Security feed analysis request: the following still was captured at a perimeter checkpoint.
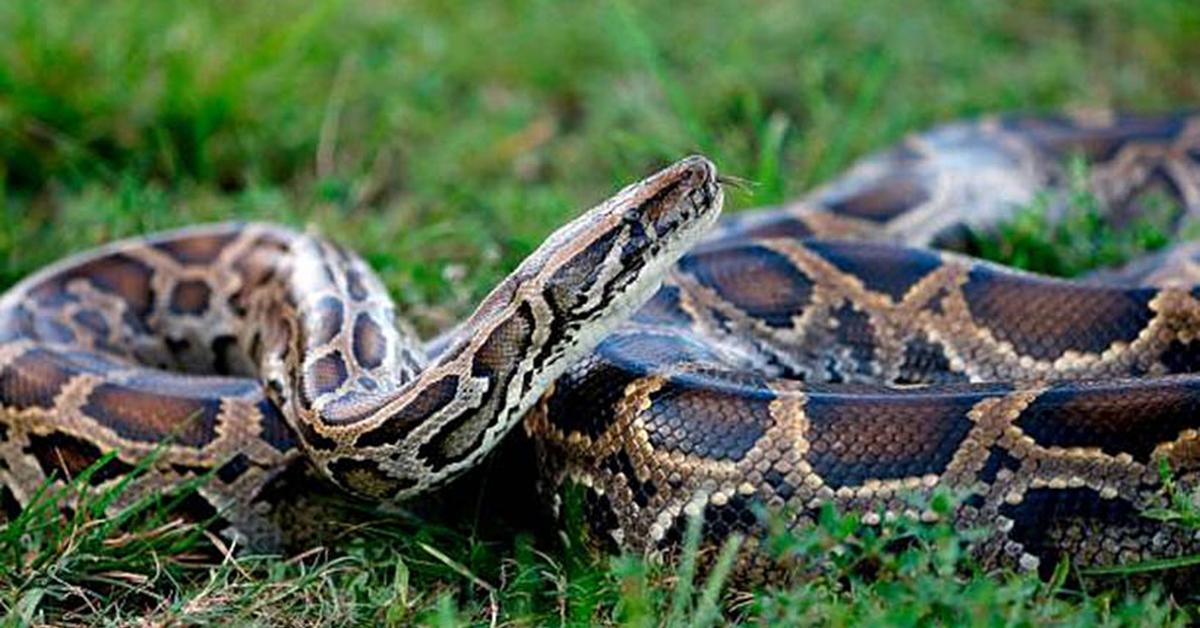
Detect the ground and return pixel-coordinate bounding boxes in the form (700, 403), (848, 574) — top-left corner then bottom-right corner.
(2, 0), (1200, 625)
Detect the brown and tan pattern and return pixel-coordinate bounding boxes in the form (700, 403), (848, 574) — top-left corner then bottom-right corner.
(2, 112), (1200, 580)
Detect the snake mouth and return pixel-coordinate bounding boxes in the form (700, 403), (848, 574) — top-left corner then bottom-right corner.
(631, 155), (724, 257)
(602, 156), (724, 297)
(552, 156), (724, 318)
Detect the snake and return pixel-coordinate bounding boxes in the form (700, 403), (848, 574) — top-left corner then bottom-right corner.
(2, 111), (1200, 583)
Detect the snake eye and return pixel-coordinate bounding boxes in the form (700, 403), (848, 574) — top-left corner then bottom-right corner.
(508, 155), (723, 330)
(628, 155), (720, 245)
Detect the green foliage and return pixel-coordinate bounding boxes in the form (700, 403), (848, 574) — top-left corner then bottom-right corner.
(2, 0), (1200, 624)
(6, 466), (1198, 625)
(4, 0), (1199, 326)
(975, 157), (1175, 276)
(0, 452), (208, 623)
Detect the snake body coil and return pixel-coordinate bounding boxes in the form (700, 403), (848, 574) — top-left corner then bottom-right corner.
(2, 112), (1200, 579)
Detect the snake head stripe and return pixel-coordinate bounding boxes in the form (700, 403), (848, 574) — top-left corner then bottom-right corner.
(522, 154), (724, 340)
(305, 156), (724, 499)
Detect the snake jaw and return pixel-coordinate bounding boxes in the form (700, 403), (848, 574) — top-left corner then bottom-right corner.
(536, 155), (723, 341)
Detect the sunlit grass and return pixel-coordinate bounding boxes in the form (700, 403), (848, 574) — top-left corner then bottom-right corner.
(4, 455), (1197, 624)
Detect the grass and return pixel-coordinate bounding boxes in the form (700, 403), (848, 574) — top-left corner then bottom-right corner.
(2, 0), (1200, 624)
(973, 156), (1178, 277)
(5, 457), (1198, 625)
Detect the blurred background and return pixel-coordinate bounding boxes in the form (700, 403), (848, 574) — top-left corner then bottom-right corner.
(2, 0), (1198, 333)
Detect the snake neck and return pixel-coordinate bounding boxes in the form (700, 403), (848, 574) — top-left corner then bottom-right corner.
(262, 157), (724, 500)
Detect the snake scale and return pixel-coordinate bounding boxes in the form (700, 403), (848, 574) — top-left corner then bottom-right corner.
(3, 111), (1200, 582)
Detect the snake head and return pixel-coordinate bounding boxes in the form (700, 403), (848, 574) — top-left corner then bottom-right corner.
(394, 156), (723, 495)
(466, 155), (724, 330)
(530, 155), (723, 325)
(439, 156), (722, 433)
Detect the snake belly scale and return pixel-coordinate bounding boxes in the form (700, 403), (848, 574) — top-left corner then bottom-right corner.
(2, 111), (1200, 580)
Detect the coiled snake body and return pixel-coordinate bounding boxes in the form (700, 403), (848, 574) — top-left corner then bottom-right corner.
(3, 112), (1200, 580)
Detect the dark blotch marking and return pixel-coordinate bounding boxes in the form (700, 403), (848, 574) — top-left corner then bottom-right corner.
(581, 486), (621, 553)
(211, 335), (241, 376)
(310, 296), (344, 346)
(545, 357), (643, 441)
(764, 468), (796, 501)
(645, 178), (692, 239)
(153, 230), (239, 265)
(168, 280), (212, 315)
(26, 286), (79, 310)
(256, 398), (299, 453)
(295, 417), (339, 451)
(72, 309), (110, 340)
(929, 223), (977, 252)
(660, 493), (765, 550)
(1000, 486), (1140, 577)
(34, 318), (75, 344)
(830, 303), (875, 376)
(896, 336), (965, 384)
(307, 351), (349, 397)
(81, 379), (223, 448)
(318, 261), (339, 290)
(0, 349), (75, 410)
(170, 462), (215, 477)
(545, 228), (620, 316)
(227, 233), (289, 316)
(418, 303), (536, 468)
(0, 306), (36, 343)
(1161, 339), (1200, 374)
(978, 444), (1022, 484)
(0, 486), (22, 519)
(818, 171), (931, 223)
(356, 375), (460, 448)
(249, 331), (264, 362)
(702, 494), (764, 539)
(169, 491), (224, 526)
(962, 265), (1155, 361)
(727, 214), (814, 241)
(643, 371), (774, 461)
(804, 384), (1009, 488)
(602, 450), (657, 507)
(926, 285), (952, 317)
(345, 269), (369, 301)
(679, 243), (813, 328)
(216, 453), (252, 484)
(64, 253), (156, 320)
(26, 432), (135, 485)
(471, 301), (536, 383)
(1006, 113), (1185, 163)
(1015, 380), (1200, 462)
(806, 241), (941, 301)
(352, 313), (387, 370)
(165, 337), (191, 363)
